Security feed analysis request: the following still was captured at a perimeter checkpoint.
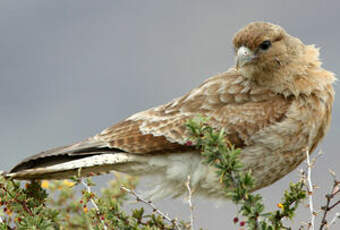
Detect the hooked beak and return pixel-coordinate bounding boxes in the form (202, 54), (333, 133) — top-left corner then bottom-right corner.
(236, 46), (256, 69)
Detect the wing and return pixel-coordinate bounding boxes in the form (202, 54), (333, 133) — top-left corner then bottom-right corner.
(9, 68), (291, 178)
(98, 68), (291, 151)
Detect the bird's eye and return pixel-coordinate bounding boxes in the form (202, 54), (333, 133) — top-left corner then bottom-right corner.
(259, 40), (272, 51)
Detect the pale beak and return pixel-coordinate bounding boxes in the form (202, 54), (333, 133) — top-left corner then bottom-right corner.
(236, 46), (255, 69)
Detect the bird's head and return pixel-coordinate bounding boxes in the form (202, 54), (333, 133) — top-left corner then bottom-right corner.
(233, 22), (305, 79)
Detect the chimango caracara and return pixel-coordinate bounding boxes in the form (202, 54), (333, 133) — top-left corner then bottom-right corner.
(6, 22), (335, 199)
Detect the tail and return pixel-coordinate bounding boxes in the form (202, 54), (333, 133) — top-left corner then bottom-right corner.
(6, 138), (139, 180)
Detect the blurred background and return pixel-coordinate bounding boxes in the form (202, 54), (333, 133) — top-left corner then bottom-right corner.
(0, 1), (339, 229)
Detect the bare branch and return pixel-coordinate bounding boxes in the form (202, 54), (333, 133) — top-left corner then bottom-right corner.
(328, 212), (340, 228)
(305, 150), (316, 230)
(121, 186), (181, 230)
(319, 174), (340, 230)
(186, 176), (194, 230)
(328, 200), (340, 211)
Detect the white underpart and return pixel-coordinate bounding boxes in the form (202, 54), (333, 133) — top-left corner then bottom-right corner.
(136, 153), (224, 200)
(62, 152), (222, 199)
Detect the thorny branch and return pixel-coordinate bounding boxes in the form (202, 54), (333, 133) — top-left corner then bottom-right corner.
(121, 186), (181, 230)
(319, 170), (340, 230)
(0, 181), (33, 216)
(81, 179), (108, 230)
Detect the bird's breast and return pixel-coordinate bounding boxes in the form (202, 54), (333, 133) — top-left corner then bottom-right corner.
(238, 90), (334, 190)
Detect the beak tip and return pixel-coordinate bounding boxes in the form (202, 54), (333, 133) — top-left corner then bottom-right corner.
(236, 46), (255, 69)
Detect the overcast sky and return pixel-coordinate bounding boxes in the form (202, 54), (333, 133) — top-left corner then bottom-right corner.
(0, 1), (339, 229)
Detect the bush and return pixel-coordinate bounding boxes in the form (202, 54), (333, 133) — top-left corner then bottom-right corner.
(0, 116), (338, 229)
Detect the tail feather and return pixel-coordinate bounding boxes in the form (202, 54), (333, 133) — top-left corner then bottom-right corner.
(7, 153), (137, 180)
(6, 138), (133, 180)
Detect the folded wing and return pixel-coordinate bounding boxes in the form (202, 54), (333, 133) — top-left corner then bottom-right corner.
(8, 69), (291, 180)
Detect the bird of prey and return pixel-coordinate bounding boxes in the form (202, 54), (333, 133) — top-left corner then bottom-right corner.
(7, 22), (335, 199)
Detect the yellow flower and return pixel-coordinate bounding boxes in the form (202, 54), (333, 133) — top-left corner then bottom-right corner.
(5, 209), (12, 216)
(63, 179), (76, 188)
(41, 180), (49, 189)
(83, 207), (88, 213)
(277, 203), (284, 210)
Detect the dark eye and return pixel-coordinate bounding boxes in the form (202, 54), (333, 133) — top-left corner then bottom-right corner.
(259, 40), (271, 50)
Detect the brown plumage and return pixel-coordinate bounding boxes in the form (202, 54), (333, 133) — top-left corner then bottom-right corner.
(7, 22), (335, 198)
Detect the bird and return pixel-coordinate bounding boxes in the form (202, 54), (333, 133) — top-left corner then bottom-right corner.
(6, 22), (335, 199)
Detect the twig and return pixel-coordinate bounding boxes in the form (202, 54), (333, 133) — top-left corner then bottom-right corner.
(81, 179), (107, 230)
(305, 150), (315, 230)
(328, 212), (339, 227)
(120, 186), (181, 230)
(319, 172), (340, 230)
(328, 200), (340, 211)
(186, 176), (194, 230)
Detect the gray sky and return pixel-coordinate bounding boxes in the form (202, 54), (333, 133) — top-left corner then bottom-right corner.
(0, 1), (339, 229)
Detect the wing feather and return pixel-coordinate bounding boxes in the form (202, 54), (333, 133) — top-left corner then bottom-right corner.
(98, 69), (292, 152)
(9, 69), (292, 177)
